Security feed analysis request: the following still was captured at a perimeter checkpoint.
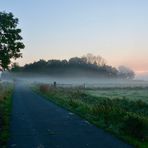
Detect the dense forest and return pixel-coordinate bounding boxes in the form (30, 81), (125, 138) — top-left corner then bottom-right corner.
(11, 54), (135, 79)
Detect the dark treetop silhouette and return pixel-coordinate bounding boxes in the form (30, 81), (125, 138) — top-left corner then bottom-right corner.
(12, 54), (135, 79)
(0, 12), (25, 70)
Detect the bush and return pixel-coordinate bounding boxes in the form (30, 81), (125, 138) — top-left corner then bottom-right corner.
(122, 113), (148, 141)
(40, 84), (49, 93)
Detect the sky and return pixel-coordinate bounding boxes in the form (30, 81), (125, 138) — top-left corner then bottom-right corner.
(0, 0), (148, 75)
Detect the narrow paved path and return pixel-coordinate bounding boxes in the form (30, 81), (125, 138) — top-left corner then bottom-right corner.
(8, 81), (132, 148)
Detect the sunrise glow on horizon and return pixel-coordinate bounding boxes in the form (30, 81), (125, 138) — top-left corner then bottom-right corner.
(1, 0), (148, 75)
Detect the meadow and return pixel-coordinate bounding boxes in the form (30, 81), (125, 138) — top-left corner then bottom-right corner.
(87, 87), (148, 103)
(35, 84), (148, 148)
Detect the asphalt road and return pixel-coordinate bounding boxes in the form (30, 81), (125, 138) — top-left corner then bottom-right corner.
(8, 81), (132, 148)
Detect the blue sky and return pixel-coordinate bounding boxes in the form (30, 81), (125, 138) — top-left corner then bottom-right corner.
(1, 0), (148, 73)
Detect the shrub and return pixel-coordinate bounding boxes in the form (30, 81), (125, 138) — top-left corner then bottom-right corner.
(122, 113), (148, 141)
(40, 84), (49, 93)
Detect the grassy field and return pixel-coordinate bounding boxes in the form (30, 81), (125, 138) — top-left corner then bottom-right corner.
(34, 84), (148, 148)
(0, 82), (13, 148)
(87, 87), (148, 103)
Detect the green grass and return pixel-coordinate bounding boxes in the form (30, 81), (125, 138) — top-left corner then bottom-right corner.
(0, 82), (13, 148)
(34, 84), (148, 148)
(87, 87), (148, 103)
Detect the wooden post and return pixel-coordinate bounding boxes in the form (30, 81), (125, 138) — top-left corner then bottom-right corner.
(53, 81), (56, 88)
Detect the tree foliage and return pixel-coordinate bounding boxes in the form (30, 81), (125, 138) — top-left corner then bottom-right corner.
(11, 54), (135, 79)
(118, 66), (135, 79)
(82, 53), (106, 66)
(0, 12), (25, 69)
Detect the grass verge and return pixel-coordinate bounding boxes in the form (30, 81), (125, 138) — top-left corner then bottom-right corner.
(0, 82), (13, 148)
(33, 84), (148, 148)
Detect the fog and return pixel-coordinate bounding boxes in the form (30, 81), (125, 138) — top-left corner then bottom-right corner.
(135, 73), (148, 81)
(2, 71), (148, 88)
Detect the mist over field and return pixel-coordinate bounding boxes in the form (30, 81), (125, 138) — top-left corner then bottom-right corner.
(2, 71), (147, 88)
(135, 73), (148, 81)
(8, 54), (148, 88)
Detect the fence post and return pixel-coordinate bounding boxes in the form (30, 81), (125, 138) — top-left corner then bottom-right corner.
(53, 81), (56, 88)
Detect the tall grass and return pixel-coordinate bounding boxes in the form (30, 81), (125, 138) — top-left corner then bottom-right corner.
(0, 82), (13, 147)
(35, 84), (148, 148)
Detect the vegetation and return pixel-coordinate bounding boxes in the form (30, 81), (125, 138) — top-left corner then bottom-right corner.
(35, 84), (148, 148)
(0, 82), (13, 147)
(87, 87), (148, 103)
(0, 11), (25, 69)
(12, 53), (135, 79)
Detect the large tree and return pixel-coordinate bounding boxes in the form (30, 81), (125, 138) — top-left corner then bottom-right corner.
(0, 12), (25, 69)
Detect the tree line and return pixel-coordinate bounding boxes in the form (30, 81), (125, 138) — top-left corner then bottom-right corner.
(12, 54), (135, 79)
